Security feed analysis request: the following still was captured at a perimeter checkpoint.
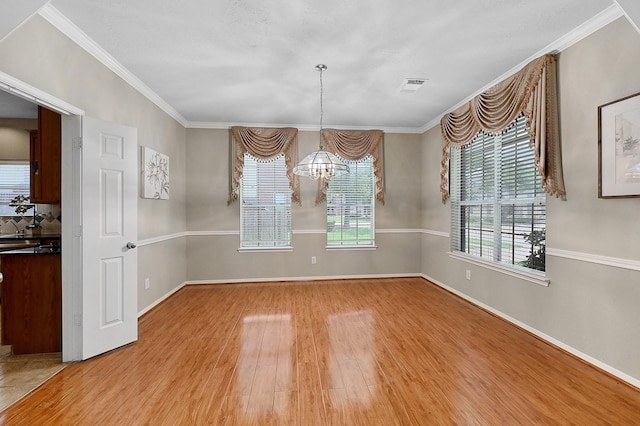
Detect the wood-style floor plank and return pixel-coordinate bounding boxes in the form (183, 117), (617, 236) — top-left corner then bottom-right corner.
(1, 277), (640, 425)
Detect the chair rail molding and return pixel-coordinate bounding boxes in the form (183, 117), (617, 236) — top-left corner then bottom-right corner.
(547, 248), (640, 272)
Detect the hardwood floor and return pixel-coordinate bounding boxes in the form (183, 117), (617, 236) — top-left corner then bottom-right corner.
(1, 277), (639, 424)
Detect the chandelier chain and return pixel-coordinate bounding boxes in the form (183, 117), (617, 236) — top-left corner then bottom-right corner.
(292, 63), (349, 181)
(319, 66), (324, 147)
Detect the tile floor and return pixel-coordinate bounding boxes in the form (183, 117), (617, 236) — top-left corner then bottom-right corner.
(0, 345), (66, 412)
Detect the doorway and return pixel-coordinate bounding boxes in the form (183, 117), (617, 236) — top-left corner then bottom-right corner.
(0, 72), (140, 364)
(0, 78), (84, 363)
(0, 89), (67, 411)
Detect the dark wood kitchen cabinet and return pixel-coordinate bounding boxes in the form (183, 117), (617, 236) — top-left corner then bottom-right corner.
(30, 106), (61, 203)
(0, 253), (62, 354)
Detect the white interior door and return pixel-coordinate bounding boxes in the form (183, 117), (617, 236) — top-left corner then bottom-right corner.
(81, 116), (138, 360)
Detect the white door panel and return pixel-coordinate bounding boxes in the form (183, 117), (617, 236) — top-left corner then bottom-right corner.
(82, 117), (137, 360)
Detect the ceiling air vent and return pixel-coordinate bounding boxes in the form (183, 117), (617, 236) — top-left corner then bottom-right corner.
(400, 78), (427, 92)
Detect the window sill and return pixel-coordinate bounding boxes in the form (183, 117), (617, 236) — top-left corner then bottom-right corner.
(238, 247), (293, 253)
(448, 251), (549, 287)
(325, 245), (377, 251)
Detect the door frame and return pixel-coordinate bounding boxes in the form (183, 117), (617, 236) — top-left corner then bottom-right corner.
(0, 71), (85, 361)
(61, 113), (83, 361)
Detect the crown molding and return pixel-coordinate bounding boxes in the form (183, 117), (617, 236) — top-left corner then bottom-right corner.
(419, 3), (625, 134)
(37, 4), (189, 127)
(35, 3), (624, 135)
(0, 0), (49, 44)
(614, 0), (640, 35)
(186, 120), (423, 134)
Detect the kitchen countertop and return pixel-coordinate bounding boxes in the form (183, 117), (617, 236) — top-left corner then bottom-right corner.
(0, 234), (61, 240)
(0, 247), (60, 256)
(0, 234), (61, 255)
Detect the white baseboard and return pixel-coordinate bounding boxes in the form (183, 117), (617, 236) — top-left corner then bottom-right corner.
(420, 273), (640, 390)
(185, 272), (422, 286)
(137, 281), (187, 318)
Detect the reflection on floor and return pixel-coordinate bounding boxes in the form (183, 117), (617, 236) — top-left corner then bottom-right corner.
(0, 345), (65, 412)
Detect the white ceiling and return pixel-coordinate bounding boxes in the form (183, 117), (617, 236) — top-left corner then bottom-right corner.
(4, 0), (624, 131)
(0, 0), (48, 41)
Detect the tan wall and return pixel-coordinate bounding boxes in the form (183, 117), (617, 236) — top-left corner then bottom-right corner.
(138, 237), (186, 308)
(0, 127), (30, 160)
(0, 15), (187, 310)
(420, 17), (640, 381)
(186, 128), (422, 280)
(0, 118), (37, 130)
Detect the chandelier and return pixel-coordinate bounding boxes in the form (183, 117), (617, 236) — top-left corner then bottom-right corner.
(293, 64), (349, 181)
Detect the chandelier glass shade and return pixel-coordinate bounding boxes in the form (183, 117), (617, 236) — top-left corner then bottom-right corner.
(293, 64), (349, 181)
(294, 148), (349, 181)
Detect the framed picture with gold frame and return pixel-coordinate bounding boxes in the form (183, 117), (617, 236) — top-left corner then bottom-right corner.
(598, 92), (640, 198)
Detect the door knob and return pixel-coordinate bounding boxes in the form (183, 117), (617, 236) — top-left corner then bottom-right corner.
(126, 242), (137, 249)
(0, 272), (3, 283)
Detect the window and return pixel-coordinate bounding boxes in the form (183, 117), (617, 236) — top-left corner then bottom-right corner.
(0, 161), (31, 216)
(240, 153), (291, 248)
(326, 155), (375, 247)
(451, 115), (546, 272)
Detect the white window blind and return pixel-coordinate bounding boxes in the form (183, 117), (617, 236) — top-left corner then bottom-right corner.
(451, 115), (546, 272)
(0, 161), (31, 216)
(240, 153), (292, 248)
(326, 155), (375, 247)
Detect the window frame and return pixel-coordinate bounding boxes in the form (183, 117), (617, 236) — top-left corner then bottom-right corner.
(449, 116), (548, 285)
(239, 153), (292, 251)
(325, 155), (376, 249)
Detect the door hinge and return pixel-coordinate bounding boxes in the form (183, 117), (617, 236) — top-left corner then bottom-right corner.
(73, 136), (82, 150)
(74, 225), (82, 237)
(74, 313), (82, 327)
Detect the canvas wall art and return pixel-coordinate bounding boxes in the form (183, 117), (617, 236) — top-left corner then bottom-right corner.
(142, 146), (170, 199)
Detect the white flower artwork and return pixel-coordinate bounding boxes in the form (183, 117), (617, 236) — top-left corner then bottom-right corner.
(142, 147), (170, 199)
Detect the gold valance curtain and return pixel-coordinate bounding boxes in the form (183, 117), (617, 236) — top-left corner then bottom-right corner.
(228, 126), (300, 205)
(316, 129), (385, 205)
(440, 53), (566, 203)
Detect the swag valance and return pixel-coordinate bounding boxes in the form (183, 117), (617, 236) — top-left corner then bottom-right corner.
(316, 129), (385, 205)
(228, 126), (300, 205)
(440, 53), (566, 203)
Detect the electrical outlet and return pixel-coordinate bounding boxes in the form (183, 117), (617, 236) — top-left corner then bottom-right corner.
(145, 278), (150, 289)
(311, 256), (317, 264)
(465, 270), (471, 280)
